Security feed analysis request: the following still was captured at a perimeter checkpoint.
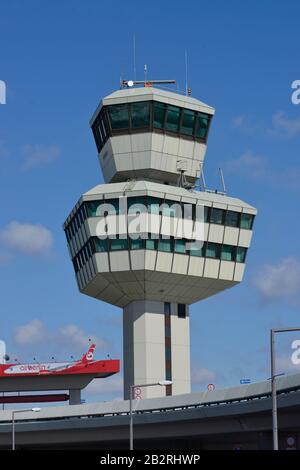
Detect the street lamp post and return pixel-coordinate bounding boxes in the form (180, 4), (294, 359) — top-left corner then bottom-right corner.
(129, 380), (172, 451)
(270, 327), (300, 450)
(12, 407), (41, 450)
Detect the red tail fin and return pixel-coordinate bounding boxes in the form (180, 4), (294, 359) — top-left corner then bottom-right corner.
(81, 343), (96, 363)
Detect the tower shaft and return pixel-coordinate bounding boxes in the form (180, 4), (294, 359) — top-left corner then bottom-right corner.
(123, 300), (190, 399)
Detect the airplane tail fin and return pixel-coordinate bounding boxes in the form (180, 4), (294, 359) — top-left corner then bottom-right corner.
(81, 343), (96, 363)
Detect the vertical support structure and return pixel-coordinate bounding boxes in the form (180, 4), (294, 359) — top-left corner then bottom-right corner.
(123, 300), (190, 399)
(271, 329), (278, 451)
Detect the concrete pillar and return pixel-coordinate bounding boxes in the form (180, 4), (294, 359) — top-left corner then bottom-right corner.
(69, 389), (81, 405)
(123, 300), (190, 399)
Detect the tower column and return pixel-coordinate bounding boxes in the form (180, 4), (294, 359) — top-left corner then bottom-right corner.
(123, 300), (190, 399)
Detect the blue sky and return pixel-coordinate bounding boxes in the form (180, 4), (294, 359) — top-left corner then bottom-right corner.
(0, 0), (300, 403)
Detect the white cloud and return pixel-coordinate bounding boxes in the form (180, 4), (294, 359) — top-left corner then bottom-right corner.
(231, 115), (245, 128)
(0, 221), (53, 255)
(225, 151), (267, 180)
(14, 319), (109, 356)
(22, 144), (61, 169)
(192, 367), (217, 386)
(252, 257), (300, 304)
(270, 112), (300, 139)
(59, 324), (107, 351)
(14, 319), (46, 346)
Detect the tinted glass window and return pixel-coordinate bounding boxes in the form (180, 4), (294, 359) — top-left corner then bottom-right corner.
(94, 238), (109, 253)
(236, 246), (247, 263)
(153, 102), (166, 129)
(158, 239), (172, 252)
(131, 102), (150, 128)
(178, 304), (186, 318)
(148, 196), (161, 214)
(86, 201), (102, 217)
(165, 105), (181, 132)
(111, 238), (128, 250)
(240, 213), (254, 230)
(174, 239), (187, 254)
(189, 241), (205, 257)
(181, 109), (196, 136)
(146, 238), (156, 250)
(108, 104), (129, 130)
(131, 239), (144, 250)
(162, 200), (179, 217)
(221, 244), (235, 261)
(105, 199), (119, 215)
(204, 206), (210, 223)
(206, 242), (220, 259)
(210, 208), (224, 224)
(225, 210), (240, 228)
(195, 113), (209, 139)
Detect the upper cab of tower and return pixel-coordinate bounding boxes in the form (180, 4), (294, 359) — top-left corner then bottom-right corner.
(90, 87), (215, 185)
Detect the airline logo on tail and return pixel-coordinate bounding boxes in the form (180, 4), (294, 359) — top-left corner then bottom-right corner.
(82, 343), (96, 363)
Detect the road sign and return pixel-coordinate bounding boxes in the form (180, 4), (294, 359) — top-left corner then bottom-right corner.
(240, 379), (251, 384)
(207, 383), (215, 391)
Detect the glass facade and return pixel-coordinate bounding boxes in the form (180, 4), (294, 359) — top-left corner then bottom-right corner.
(65, 196), (254, 256)
(91, 100), (212, 153)
(72, 235), (248, 274)
(240, 213), (254, 230)
(210, 208), (224, 225)
(221, 244), (236, 261)
(64, 196), (255, 249)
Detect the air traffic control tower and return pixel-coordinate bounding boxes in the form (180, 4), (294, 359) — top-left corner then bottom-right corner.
(63, 81), (256, 399)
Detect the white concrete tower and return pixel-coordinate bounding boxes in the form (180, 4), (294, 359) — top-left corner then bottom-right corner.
(64, 84), (256, 399)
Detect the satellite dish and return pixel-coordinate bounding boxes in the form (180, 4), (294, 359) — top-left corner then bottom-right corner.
(127, 80), (134, 87)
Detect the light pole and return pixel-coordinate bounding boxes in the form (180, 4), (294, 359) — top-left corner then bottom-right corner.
(270, 327), (300, 450)
(12, 407), (41, 450)
(129, 380), (172, 451)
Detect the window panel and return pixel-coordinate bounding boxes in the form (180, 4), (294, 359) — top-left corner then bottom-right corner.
(210, 208), (224, 225)
(162, 200), (180, 217)
(221, 244), (236, 261)
(240, 213), (254, 230)
(147, 196), (161, 214)
(146, 238), (156, 250)
(189, 240), (205, 257)
(153, 102), (166, 129)
(104, 199), (119, 215)
(131, 239), (144, 250)
(111, 238), (129, 251)
(86, 201), (101, 217)
(225, 210), (240, 228)
(178, 304), (186, 318)
(108, 104), (129, 130)
(158, 238), (172, 252)
(128, 196), (146, 214)
(92, 123), (101, 153)
(174, 239), (187, 254)
(204, 206), (210, 223)
(206, 242), (220, 259)
(94, 238), (109, 253)
(181, 109), (196, 136)
(131, 101), (150, 128)
(236, 246), (247, 263)
(195, 113), (209, 139)
(165, 105), (181, 132)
